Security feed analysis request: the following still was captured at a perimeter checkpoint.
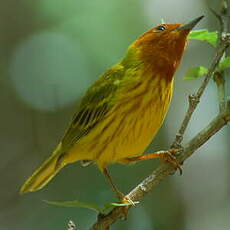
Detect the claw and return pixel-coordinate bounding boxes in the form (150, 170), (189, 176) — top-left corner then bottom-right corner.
(159, 149), (183, 174)
(121, 195), (136, 206)
(120, 195), (136, 220)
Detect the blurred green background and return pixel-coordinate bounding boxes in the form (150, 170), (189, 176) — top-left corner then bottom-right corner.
(0, 0), (229, 229)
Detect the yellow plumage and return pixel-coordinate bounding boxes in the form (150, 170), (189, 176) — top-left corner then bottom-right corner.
(20, 56), (173, 193)
(20, 17), (202, 194)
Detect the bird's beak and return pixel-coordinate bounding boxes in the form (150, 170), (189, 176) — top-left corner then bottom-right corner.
(177, 15), (204, 31)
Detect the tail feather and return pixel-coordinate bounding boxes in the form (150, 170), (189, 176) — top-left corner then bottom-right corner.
(20, 144), (65, 194)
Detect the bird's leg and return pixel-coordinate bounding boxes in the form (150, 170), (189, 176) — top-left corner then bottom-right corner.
(103, 168), (134, 205)
(103, 168), (124, 200)
(123, 149), (183, 174)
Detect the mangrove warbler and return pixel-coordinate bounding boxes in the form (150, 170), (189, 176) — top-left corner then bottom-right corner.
(20, 16), (203, 198)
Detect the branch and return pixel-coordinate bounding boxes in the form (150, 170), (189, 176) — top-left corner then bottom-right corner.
(171, 7), (230, 148)
(90, 108), (230, 230)
(213, 71), (226, 112)
(89, 4), (230, 230)
(213, 1), (229, 113)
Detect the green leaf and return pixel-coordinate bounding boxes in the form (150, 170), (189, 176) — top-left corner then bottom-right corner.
(218, 57), (230, 71)
(44, 200), (102, 212)
(188, 29), (218, 46)
(184, 66), (208, 80)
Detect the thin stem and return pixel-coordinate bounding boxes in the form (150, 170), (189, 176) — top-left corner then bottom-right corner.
(213, 71), (226, 112)
(171, 10), (230, 149)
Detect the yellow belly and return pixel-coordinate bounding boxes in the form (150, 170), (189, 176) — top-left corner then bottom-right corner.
(66, 78), (173, 170)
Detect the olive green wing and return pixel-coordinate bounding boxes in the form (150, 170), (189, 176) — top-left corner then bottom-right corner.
(61, 64), (125, 150)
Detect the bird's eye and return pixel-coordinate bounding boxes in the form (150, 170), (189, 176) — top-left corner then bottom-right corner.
(156, 25), (166, 31)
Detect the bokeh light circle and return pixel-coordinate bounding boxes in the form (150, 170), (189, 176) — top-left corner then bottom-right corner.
(9, 32), (91, 111)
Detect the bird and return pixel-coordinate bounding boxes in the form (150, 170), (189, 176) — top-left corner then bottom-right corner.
(20, 16), (203, 200)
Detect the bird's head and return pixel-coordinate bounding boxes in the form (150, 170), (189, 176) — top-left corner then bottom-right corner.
(132, 16), (204, 75)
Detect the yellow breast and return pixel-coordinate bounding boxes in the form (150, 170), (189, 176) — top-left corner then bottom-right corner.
(98, 77), (173, 165)
(66, 76), (173, 170)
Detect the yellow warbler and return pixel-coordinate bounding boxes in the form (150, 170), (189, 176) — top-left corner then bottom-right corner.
(20, 16), (203, 198)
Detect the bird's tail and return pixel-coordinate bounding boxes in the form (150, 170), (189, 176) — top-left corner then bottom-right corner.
(20, 144), (66, 194)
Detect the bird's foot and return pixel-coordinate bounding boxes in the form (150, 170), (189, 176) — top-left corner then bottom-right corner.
(114, 194), (137, 220)
(159, 149), (183, 174)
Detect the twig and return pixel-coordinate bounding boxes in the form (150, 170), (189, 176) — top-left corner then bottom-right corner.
(171, 7), (230, 149)
(90, 109), (230, 230)
(213, 1), (229, 113)
(89, 4), (230, 230)
(220, 0), (228, 16)
(171, 40), (228, 148)
(213, 71), (226, 112)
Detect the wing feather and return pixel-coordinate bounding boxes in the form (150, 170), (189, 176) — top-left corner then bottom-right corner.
(61, 64), (124, 150)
